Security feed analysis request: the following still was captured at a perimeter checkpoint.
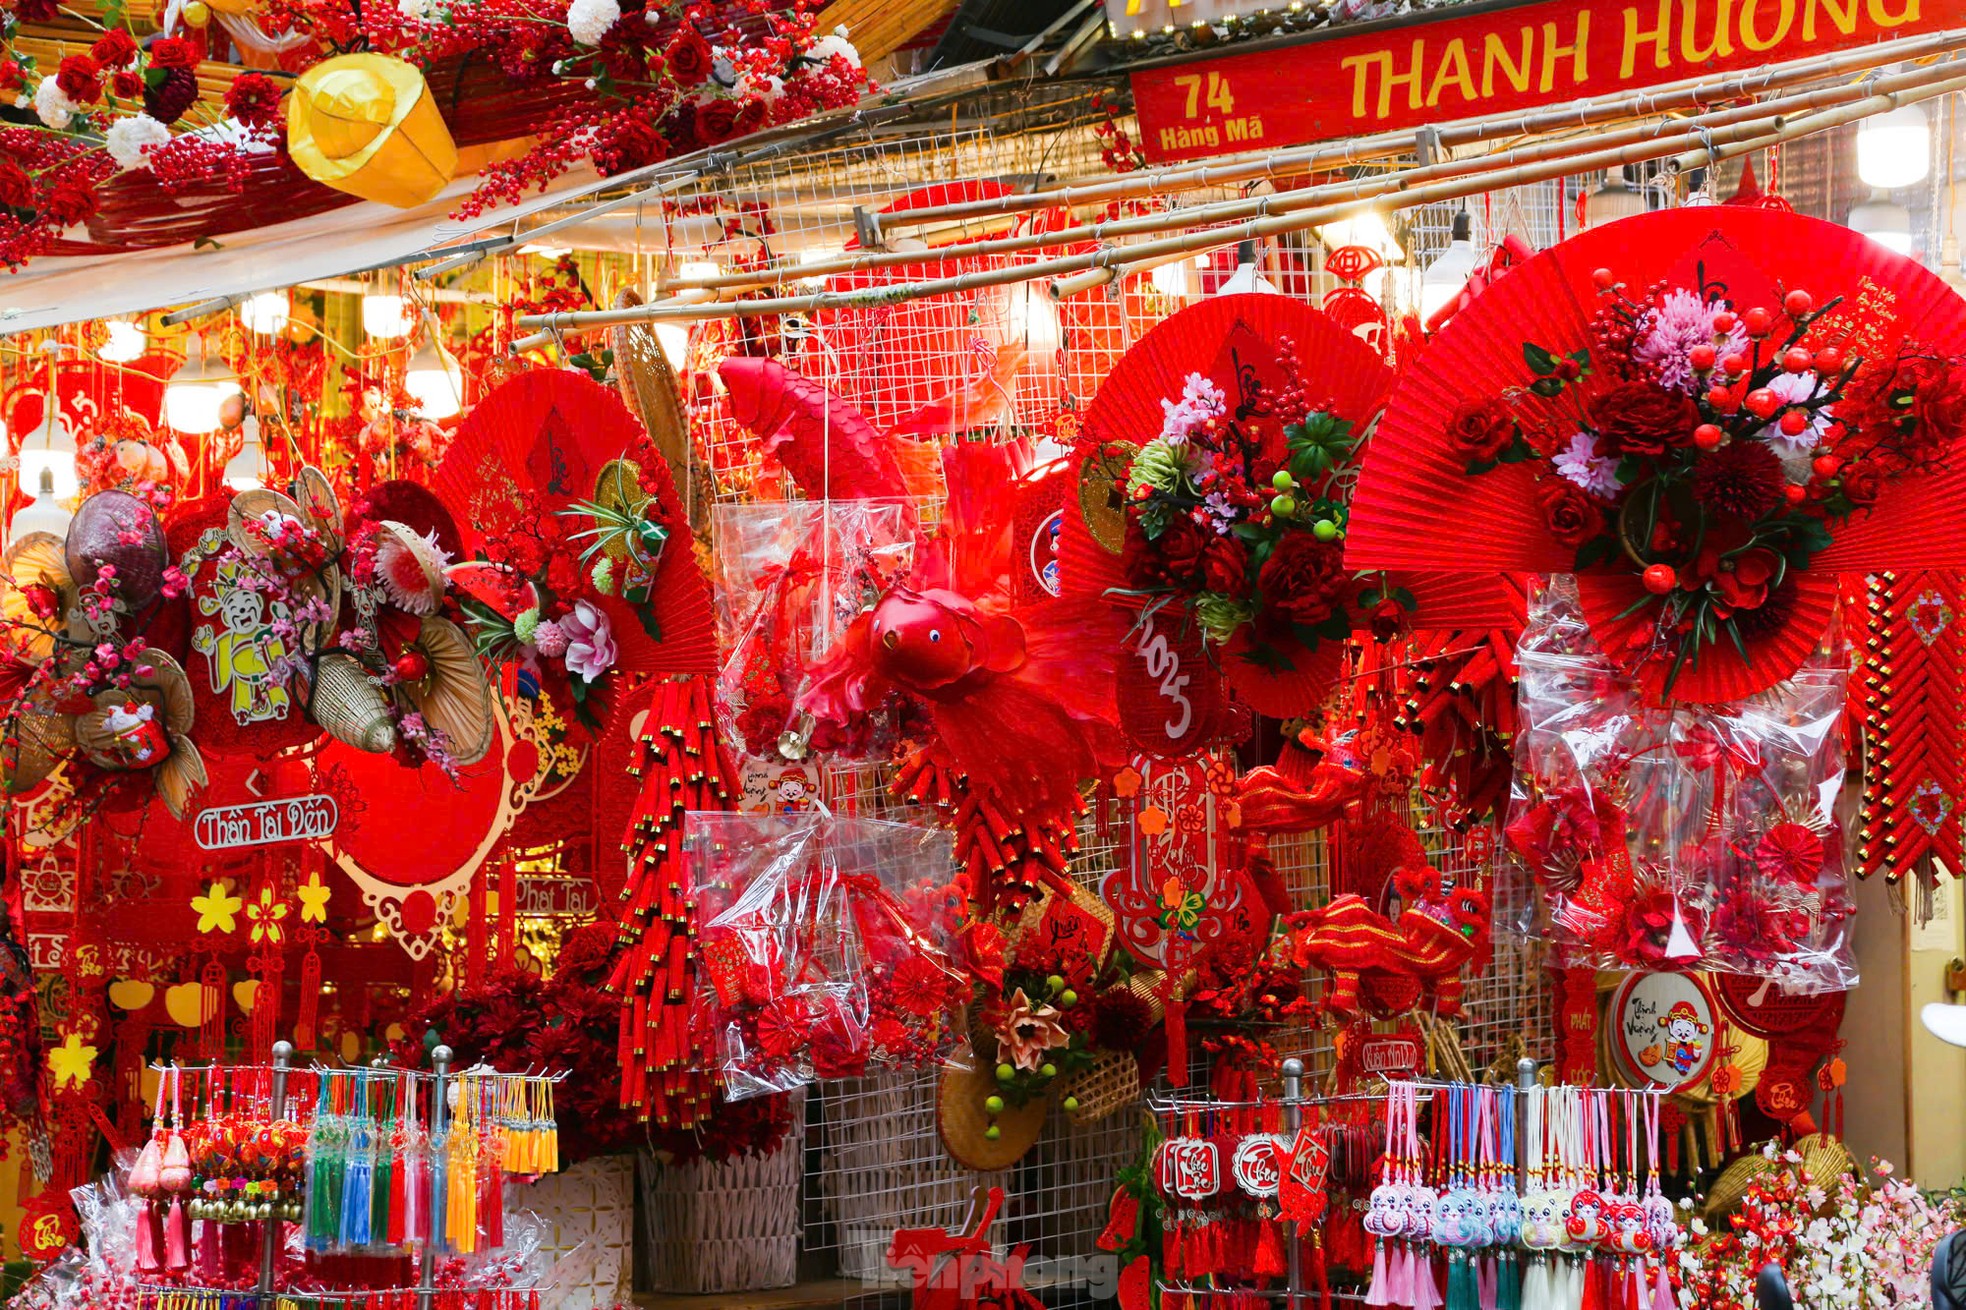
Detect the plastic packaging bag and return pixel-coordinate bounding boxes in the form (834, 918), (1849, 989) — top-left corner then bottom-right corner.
(1503, 576), (1857, 991)
(689, 812), (970, 1099)
(711, 499), (916, 760)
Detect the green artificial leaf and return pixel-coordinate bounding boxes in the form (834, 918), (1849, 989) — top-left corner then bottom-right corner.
(1529, 377), (1566, 398)
(1524, 342), (1558, 376)
(1465, 457), (1499, 476)
(1572, 536), (1617, 571)
(1389, 586), (1417, 610)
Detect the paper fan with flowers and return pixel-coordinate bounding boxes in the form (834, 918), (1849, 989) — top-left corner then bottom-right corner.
(1347, 208), (1966, 700)
(1061, 293), (1511, 721)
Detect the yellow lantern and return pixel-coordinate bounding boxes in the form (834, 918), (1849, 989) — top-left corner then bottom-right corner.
(287, 54), (457, 208)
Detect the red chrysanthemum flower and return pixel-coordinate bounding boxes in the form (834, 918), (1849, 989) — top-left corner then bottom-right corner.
(1690, 439), (1787, 521)
(223, 72), (283, 127)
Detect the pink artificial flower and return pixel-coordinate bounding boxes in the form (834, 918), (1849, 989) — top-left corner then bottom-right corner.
(558, 600), (616, 681)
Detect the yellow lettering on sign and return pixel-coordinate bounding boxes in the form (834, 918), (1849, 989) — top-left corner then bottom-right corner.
(1870, 0), (1919, 24)
(1340, 52), (1387, 118)
(1341, 40), (1427, 118)
(1682, 0), (1735, 60)
(1427, 36), (1479, 105)
(1737, 0), (1795, 49)
(1621, 0), (1672, 76)
(1206, 70), (1235, 114)
(1541, 12), (1590, 91)
(1175, 73), (1202, 118)
(1482, 29), (1535, 94)
(1801, 0), (1860, 37)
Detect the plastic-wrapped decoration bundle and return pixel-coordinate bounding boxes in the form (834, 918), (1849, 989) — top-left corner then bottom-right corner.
(689, 812), (972, 1098)
(1503, 576), (1857, 991)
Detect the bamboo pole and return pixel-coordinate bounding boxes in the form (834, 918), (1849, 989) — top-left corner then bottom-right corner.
(855, 27), (1966, 233)
(1044, 73), (1966, 298)
(646, 57), (1966, 301)
(509, 73), (1963, 344)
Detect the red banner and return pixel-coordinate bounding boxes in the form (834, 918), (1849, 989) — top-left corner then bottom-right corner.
(1132, 0), (1952, 163)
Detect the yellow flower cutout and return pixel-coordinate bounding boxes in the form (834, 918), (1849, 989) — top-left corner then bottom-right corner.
(246, 885), (289, 946)
(47, 1033), (96, 1090)
(192, 881), (242, 935)
(296, 872), (331, 925)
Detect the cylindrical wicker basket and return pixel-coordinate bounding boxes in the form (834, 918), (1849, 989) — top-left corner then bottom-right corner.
(641, 1097), (806, 1295)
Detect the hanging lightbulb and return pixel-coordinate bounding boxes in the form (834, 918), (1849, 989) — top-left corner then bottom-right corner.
(1849, 191), (1916, 257)
(1419, 209), (1482, 321)
(677, 259), (722, 282)
(15, 407), (76, 500)
(1006, 282), (1063, 356)
(1317, 211), (1403, 258)
(9, 467), (72, 542)
(1149, 256), (1203, 301)
(1584, 168), (1648, 227)
(222, 414), (267, 492)
(239, 291), (290, 336)
(362, 293), (413, 340)
(1218, 239), (1279, 295)
(1857, 103), (1931, 190)
(163, 334), (242, 435)
(403, 312), (464, 420)
(98, 319), (147, 363)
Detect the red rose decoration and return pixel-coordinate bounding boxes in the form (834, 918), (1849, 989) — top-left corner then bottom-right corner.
(735, 96), (768, 135)
(1123, 515), (1204, 589)
(696, 97), (741, 143)
(91, 30), (138, 68)
(1257, 533), (1348, 627)
(55, 55), (102, 104)
(41, 183), (97, 226)
(0, 162), (33, 212)
(223, 72), (283, 126)
(111, 71), (143, 100)
(1364, 594), (1405, 641)
(1754, 822), (1824, 886)
(666, 29), (713, 86)
(1445, 398), (1516, 463)
(1535, 478), (1605, 548)
(1592, 382), (1699, 458)
(146, 36), (200, 69)
(1840, 458), (1883, 506)
(1710, 546), (1780, 614)
(1198, 533), (1249, 594)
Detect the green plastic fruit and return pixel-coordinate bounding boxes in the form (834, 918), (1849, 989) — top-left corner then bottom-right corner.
(1059, 988), (1078, 1007)
(1040, 1062), (1057, 1078)
(1063, 1096), (1081, 1112)
(1312, 519), (1339, 541)
(984, 1125), (1001, 1141)
(1271, 494), (1296, 517)
(1271, 470), (1294, 490)
(984, 1095), (1005, 1114)
(995, 1063), (1014, 1083)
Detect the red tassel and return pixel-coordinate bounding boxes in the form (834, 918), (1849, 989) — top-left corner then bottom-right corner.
(1164, 1218), (1184, 1280)
(164, 1198), (190, 1271)
(1255, 1220), (1285, 1279)
(1312, 1235), (1334, 1310)
(1581, 1258), (1605, 1310)
(1165, 997), (1188, 1088)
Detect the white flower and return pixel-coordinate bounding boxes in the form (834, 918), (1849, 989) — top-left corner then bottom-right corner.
(808, 26), (861, 67)
(566, 0), (620, 45)
(397, 0), (433, 18)
(1553, 430), (1622, 497)
(1760, 369), (1834, 451)
(33, 77), (75, 130)
(104, 114), (171, 171)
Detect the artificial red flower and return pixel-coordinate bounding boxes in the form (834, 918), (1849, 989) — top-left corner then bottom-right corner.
(1592, 381), (1699, 458)
(55, 55), (102, 104)
(1257, 534), (1348, 627)
(808, 1001), (868, 1078)
(695, 97), (741, 143)
(146, 37), (201, 69)
(1089, 986), (1155, 1050)
(90, 30), (139, 68)
(40, 183), (98, 226)
(1363, 593), (1405, 641)
(1839, 457), (1883, 506)
(1710, 547), (1780, 614)
(1393, 863), (1439, 904)
(751, 995), (807, 1060)
(1535, 477), (1604, 548)
(1690, 439), (1787, 521)
(111, 71), (143, 100)
(993, 988), (1068, 1072)
(0, 162), (33, 212)
(1198, 534), (1248, 594)
(223, 72), (283, 126)
(960, 921), (1006, 989)
(889, 954), (951, 1018)
(665, 29), (713, 86)
(1618, 888), (1703, 969)
(1123, 515), (1203, 589)
(1444, 398), (1515, 463)
(1754, 822), (1825, 886)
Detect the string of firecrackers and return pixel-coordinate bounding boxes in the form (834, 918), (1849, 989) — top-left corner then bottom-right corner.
(604, 676), (734, 1128)
(1859, 571), (1966, 882)
(890, 747), (1081, 917)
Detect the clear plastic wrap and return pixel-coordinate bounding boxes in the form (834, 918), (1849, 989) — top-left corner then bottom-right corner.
(1503, 576), (1857, 991)
(688, 812), (970, 1100)
(711, 499), (916, 760)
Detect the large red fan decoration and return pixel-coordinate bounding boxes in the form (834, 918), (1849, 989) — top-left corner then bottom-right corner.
(1348, 208), (1966, 700)
(1060, 293), (1509, 721)
(431, 369), (717, 682)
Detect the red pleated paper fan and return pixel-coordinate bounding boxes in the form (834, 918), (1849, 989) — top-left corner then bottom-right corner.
(1575, 570), (1840, 703)
(1349, 208), (1966, 574)
(433, 370), (717, 678)
(1220, 627), (1346, 718)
